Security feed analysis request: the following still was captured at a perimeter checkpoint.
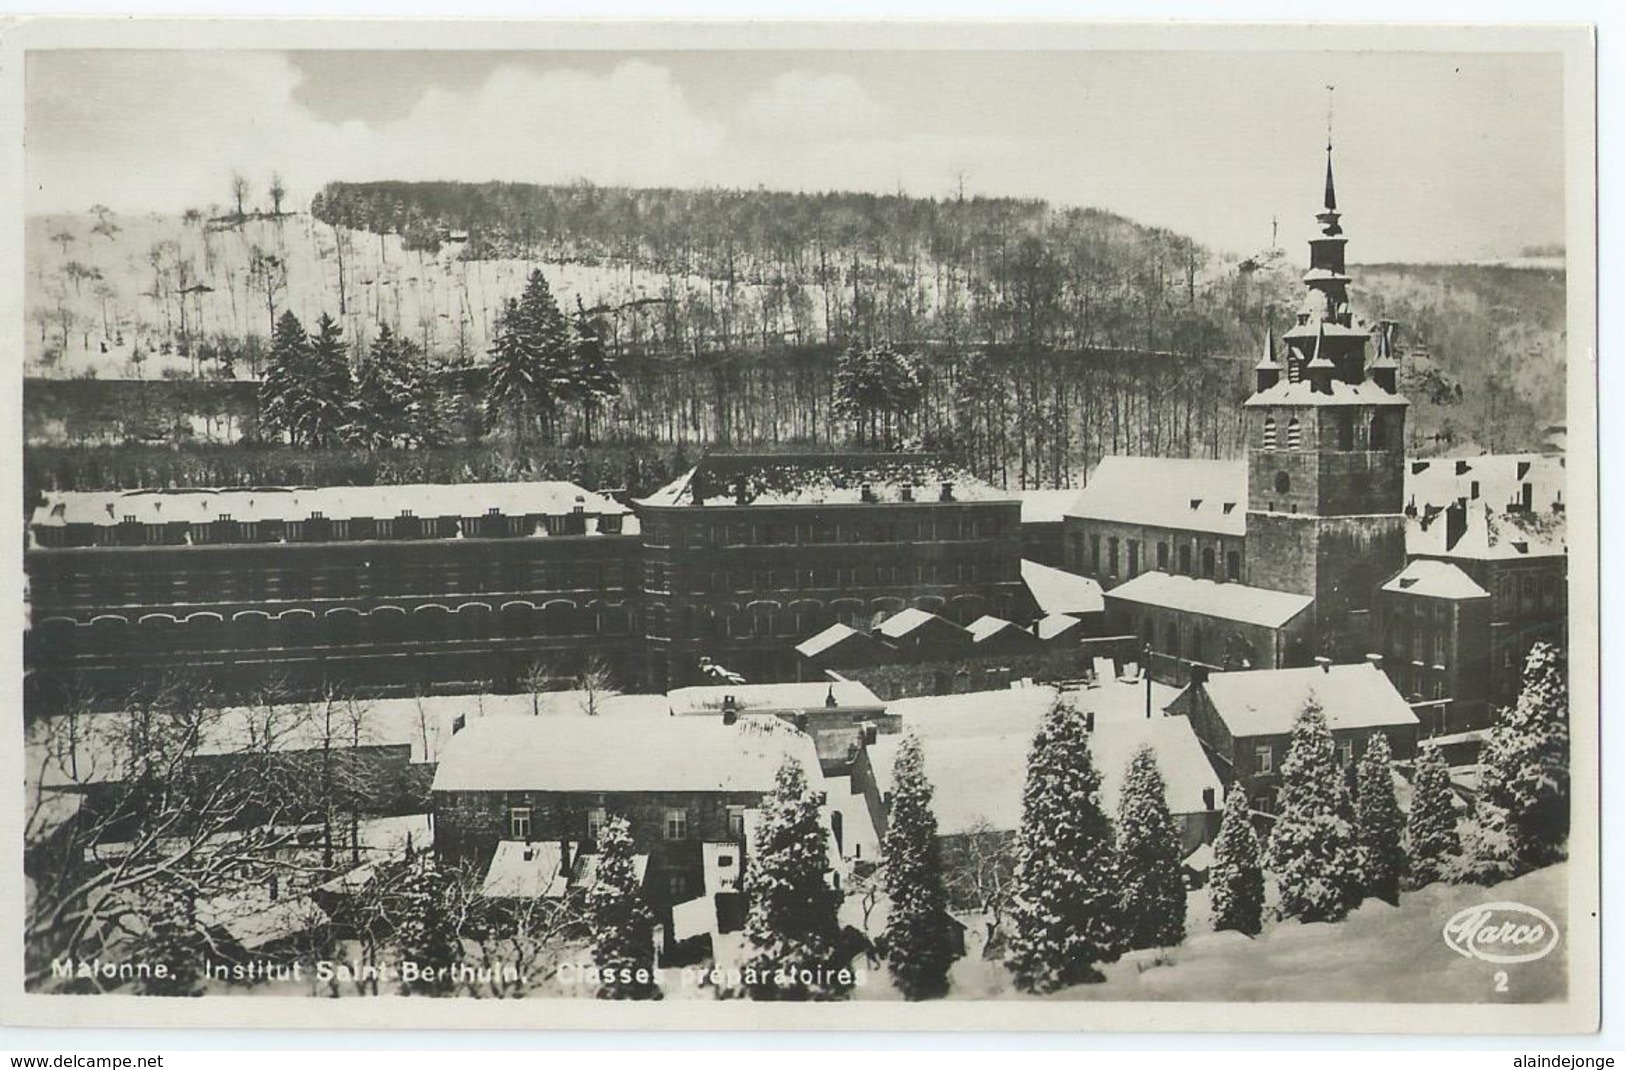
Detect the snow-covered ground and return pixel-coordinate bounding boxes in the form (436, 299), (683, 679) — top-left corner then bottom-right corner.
(936, 863), (1568, 1003)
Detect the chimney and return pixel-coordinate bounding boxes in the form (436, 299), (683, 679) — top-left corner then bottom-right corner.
(1084, 710), (1096, 733)
(939, 481), (955, 502)
(1521, 482), (1533, 512)
(559, 838), (571, 878)
(860, 482), (876, 503)
(1455, 460), (1471, 476)
(1201, 787), (1216, 811)
(900, 483), (914, 502)
(1445, 499), (1468, 552)
(1366, 652), (1384, 669)
(1315, 656), (1332, 673)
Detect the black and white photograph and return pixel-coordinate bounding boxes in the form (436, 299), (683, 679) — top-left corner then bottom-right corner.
(3, 19), (1599, 1033)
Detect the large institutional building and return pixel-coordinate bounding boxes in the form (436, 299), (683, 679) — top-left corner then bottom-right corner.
(25, 456), (1031, 706)
(1064, 148), (1567, 731)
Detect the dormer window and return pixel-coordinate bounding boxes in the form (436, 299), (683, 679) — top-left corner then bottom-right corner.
(218, 514), (232, 522)
(310, 511), (324, 520)
(400, 509), (414, 518)
(1189, 499), (1202, 510)
(1222, 502), (1236, 514)
(121, 515), (137, 524)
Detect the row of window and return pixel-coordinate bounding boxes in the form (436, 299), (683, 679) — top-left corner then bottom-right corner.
(1075, 533), (1240, 584)
(39, 511), (620, 549)
(32, 561), (630, 609)
(645, 514), (1003, 549)
(645, 560), (995, 594)
(505, 803), (748, 844)
(1254, 736), (1359, 775)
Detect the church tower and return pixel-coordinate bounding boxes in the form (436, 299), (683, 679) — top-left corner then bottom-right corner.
(1242, 143), (1409, 658)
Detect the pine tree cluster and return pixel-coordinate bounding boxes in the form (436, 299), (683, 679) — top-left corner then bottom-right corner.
(1265, 699), (1362, 924)
(484, 270), (621, 445)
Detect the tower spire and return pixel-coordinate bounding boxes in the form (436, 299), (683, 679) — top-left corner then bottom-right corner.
(1323, 142), (1338, 213)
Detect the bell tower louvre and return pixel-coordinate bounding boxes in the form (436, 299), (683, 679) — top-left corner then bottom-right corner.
(1241, 142), (1410, 659)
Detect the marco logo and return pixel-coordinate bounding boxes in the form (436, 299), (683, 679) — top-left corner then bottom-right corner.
(1442, 901), (1561, 964)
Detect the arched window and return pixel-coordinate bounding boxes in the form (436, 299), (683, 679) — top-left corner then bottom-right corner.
(1178, 544), (1192, 575)
(1286, 416), (1303, 450)
(1201, 547), (1216, 579)
(1262, 415), (1278, 450)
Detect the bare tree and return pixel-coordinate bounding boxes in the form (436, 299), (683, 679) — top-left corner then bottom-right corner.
(576, 655), (618, 717)
(230, 173), (251, 222)
(268, 172), (287, 218)
(939, 818), (1017, 956)
(49, 228), (75, 256)
(247, 245), (287, 337)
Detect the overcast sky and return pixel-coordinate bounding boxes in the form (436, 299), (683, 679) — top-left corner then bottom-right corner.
(26, 48), (1566, 262)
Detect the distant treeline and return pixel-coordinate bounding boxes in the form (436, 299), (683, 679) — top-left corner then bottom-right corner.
(311, 180), (1267, 361)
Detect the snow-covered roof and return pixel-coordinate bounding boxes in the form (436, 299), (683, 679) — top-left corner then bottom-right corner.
(1243, 379), (1409, 408)
(1381, 560), (1491, 601)
(794, 623), (863, 659)
(1064, 457), (1247, 536)
(966, 615), (1032, 644)
(431, 714), (821, 794)
(1106, 572), (1313, 630)
(480, 841), (651, 899)
(1405, 453), (1565, 517)
(1194, 662), (1419, 739)
(876, 607), (962, 641)
(866, 714), (1221, 835)
(1018, 488), (1079, 525)
(1034, 613), (1083, 640)
(888, 685), (1061, 737)
(197, 890), (329, 952)
(1022, 559), (1105, 616)
(28, 690), (675, 789)
(30, 481), (628, 530)
(1406, 500), (1566, 561)
(666, 680), (882, 715)
(635, 453), (1013, 508)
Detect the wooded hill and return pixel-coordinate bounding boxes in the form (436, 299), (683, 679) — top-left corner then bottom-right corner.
(24, 179), (1566, 492)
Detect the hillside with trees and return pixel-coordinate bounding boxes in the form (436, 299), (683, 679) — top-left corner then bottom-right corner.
(24, 178), (1567, 494)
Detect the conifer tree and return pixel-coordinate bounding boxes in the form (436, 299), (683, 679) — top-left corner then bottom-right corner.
(349, 324), (447, 449)
(1005, 697), (1123, 993)
(589, 815), (661, 1000)
(1115, 745), (1187, 951)
(1475, 642), (1569, 874)
(570, 296), (621, 444)
(515, 268), (571, 440)
(1266, 699), (1361, 923)
(304, 312), (355, 447)
(484, 297), (536, 443)
(258, 309), (310, 445)
(1406, 744), (1460, 888)
(742, 756), (850, 1001)
(394, 862), (461, 996)
(1354, 732), (1405, 906)
(881, 734), (958, 1000)
(1208, 787), (1265, 936)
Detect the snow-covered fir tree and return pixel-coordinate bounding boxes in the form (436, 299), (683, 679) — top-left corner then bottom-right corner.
(741, 756), (850, 1001)
(881, 733), (958, 1000)
(588, 815), (661, 1000)
(347, 323), (446, 449)
(514, 268), (572, 439)
(1266, 699), (1361, 923)
(1405, 744), (1460, 889)
(258, 310), (310, 445)
(1473, 641), (1569, 876)
(1115, 745), (1187, 951)
(303, 312), (355, 447)
(1005, 696), (1123, 993)
(1354, 732), (1405, 906)
(1208, 787), (1265, 937)
(394, 862), (461, 996)
(484, 297), (536, 442)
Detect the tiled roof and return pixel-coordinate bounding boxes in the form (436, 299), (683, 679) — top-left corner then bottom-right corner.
(1064, 457), (1246, 536)
(432, 715), (821, 794)
(1194, 662), (1419, 739)
(1381, 560), (1491, 600)
(1022, 559), (1105, 616)
(635, 453), (1013, 508)
(1106, 571), (1313, 630)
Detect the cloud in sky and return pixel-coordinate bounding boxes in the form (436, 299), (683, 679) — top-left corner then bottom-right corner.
(25, 48), (1567, 262)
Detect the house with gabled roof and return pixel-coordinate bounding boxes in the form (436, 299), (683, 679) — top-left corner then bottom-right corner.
(1165, 660), (1419, 814)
